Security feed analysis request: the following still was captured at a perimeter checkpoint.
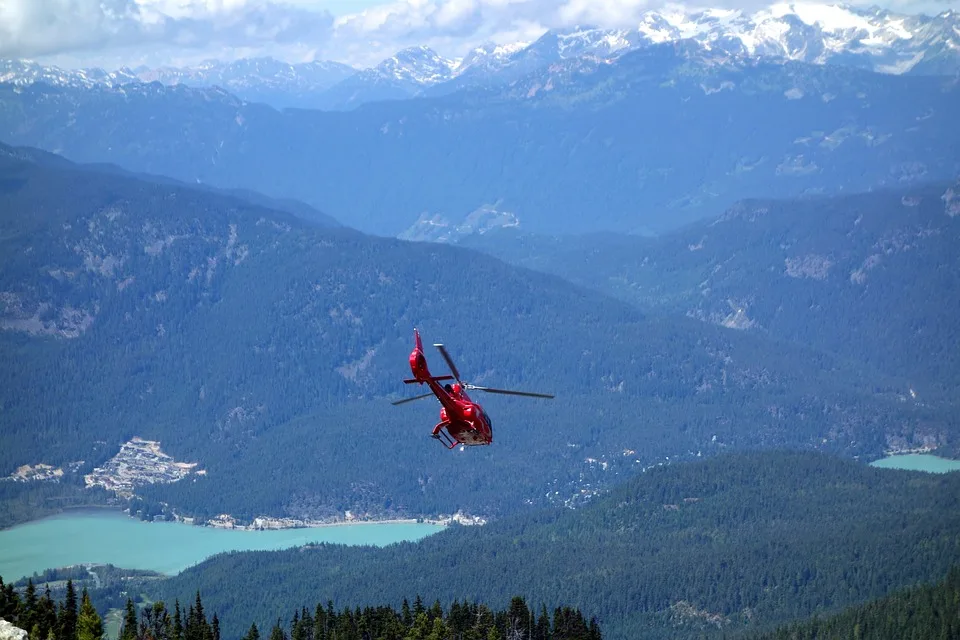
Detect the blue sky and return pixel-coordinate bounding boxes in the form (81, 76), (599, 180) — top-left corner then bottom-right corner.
(3, 0), (957, 70)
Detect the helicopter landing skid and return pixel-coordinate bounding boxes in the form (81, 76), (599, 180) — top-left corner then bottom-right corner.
(431, 424), (458, 449)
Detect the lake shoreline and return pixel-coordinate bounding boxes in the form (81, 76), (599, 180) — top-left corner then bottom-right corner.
(0, 509), (447, 582)
(869, 452), (960, 474)
(194, 515), (460, 531)
(12, 504), (471, 532)
(171, 507), (482, 531)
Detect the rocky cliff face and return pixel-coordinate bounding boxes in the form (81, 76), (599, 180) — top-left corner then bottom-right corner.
(0, 621), (28, 640)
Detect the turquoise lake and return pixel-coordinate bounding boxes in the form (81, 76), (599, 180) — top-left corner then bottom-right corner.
(0, 509), (444, 582)
(869, 453), (960, 473)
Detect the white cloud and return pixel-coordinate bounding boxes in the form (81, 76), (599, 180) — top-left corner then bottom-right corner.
(8, 0), (960, 69)
(0, 0), (336, 60)
(557, 0), (656, 27)
(326, 0), (554, 64)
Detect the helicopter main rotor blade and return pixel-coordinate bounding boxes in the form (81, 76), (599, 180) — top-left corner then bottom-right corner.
(391, 392), (435, 406)
(433, 343), (462, 383)
(465, 385), (555, 399)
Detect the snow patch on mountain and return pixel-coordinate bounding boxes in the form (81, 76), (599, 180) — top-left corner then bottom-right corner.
(398, 206), (520, 244)
(1, 4), (957, 102)
(379, 46), (459, 85)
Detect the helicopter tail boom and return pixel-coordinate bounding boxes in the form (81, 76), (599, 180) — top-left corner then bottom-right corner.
(408, 328), (435, 383)
(404, 376), (454, 384)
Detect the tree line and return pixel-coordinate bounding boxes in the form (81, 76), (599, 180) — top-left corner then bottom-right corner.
(1, 576), (602, 640)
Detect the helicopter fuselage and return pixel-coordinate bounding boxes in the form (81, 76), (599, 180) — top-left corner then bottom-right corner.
(407, 333), (493, 447)
(396, 328), (553, 450)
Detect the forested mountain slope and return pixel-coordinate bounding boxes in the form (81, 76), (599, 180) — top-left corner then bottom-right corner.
(755, 565), (960, 640)
(150, 450), (960, 640)
(462, 181), (960, 397)
(0, 43), (957, 235)
(2, 144), (953, 523)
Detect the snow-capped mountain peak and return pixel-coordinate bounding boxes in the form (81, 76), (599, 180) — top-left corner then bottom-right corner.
(456, 41), (530, 75)
(376, 46), (459, 85)
(628, 3), (958, 71)
(1, 3), (957, 109)
(554, 24), (640, 58)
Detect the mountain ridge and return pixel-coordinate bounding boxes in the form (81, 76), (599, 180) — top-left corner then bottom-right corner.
(2, 43), (957, 236)
(2, 3), (957, 111)
(459, 179), (960, 397)
(2, 142), (952, 526)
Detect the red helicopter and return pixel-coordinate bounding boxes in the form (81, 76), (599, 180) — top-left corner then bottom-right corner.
(392, 329), (555, 449)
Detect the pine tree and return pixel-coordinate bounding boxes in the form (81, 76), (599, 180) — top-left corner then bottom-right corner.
(408, 612), (430, 640)
(268, 619), (286, 640)
(38, 586), (58, 640)
(0, 577), (21, 620)
(120, 599), (138, 640)
(312, 603), (327, 640)
(76, 589), (102, 640)
(193, 592), (205, 640)
(242, 624), (260, 640)
(22, 579), (39, 635)
(536, 608), (549, 640)
(173, 601), (184, 640)
(401, 600), (412, 628)
(506, 597), (530, 640)
(446, 600), (468, 638)
(425, 617), (447, 640)
(58, 580), (78, 640)
(298, 607), (314, 640)
(186, 606), (195, 640)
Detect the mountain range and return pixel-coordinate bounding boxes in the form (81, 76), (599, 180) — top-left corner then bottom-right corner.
(3, 9), (960, 632)
(1, 41), (957, 237)
(459, 181), (960, 395)
(2, 4), (958, 111)
(1, 141), (953, 527)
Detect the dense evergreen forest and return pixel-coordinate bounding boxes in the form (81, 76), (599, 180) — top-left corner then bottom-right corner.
(463, 180), (960, 398)
(0, 577), (602, 640)
(151, 451), (960, 640)
(0, 578), (104, 640)
(0, 482), (116, 530)
(755, 566), (960, 640)
(3, 144), (952, 526)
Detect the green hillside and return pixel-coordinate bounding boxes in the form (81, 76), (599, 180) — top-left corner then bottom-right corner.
(462, 181), (960, 401)
(1, 144), (952, 525)
(754, 565), (960, 640)
(149, 450), (960, 640)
